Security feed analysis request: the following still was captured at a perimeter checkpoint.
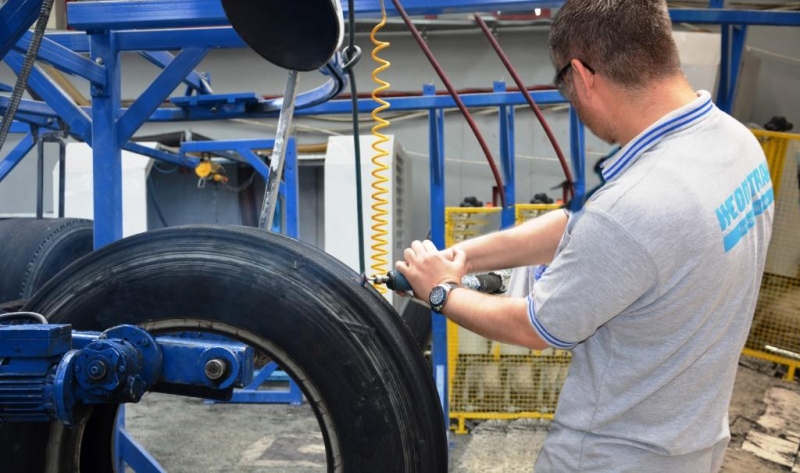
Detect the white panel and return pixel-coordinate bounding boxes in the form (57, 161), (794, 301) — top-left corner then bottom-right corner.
(325, 135), (404, 307)
(673, 31), (721, 95)
(53, 142), (153, 238)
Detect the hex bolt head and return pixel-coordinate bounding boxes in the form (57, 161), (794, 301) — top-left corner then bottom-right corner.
(204, 359), (228, 381)
(88, 360), (107, 381)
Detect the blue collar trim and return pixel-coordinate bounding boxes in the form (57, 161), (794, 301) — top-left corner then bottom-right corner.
(602, 94), (715, 182)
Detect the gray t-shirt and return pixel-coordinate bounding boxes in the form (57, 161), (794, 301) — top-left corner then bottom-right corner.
(527, 91), (774, 472)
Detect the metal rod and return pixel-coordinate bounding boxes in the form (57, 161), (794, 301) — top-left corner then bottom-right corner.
(57, 137), (65, 218)
(765, 345), (800, 361)
(258, 70), (299, 230)
(36, 137), (45, 219)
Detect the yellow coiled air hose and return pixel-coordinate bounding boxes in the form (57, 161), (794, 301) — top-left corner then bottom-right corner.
(369, 0), (392, 294)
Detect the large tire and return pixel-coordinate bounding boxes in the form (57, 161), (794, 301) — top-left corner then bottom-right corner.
(0, 226), (447, 473)
(0, 218), (93, 304)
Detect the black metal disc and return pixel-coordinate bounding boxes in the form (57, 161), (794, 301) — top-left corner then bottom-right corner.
(221, 0), (342, 71)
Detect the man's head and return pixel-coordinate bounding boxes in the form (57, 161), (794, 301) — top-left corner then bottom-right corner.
(549, 0), (684, 143)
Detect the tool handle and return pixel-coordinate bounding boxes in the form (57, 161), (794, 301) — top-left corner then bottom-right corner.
(387, 271), (413, 292)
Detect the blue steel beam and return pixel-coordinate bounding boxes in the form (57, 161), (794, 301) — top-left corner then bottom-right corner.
(240, 149), (271, 180)
(13, 32), (106, 86)
(0, 0), (43, 59)
(139, 51), (212, 94)
(0, 96), (57, 117)
(64, 1), (800, 32)
(4, 51), (93, 143)
(45, 7), (800, 54)
(66, 0), (559, 31)
(41, 32), (90, 52)
(670, 9), (800, 26)
(10, 121), (30, 133)
(123, 142), (200, 168)
(425, 83), (449, 421)
(151, 90), (566, 122)
(0, 133), (36, 183)
(90, 32), (122, 248)
(117, 47), (209, 143)
(3, 89), (568, 126)
(46, 29), (242, 53)
(568, 107), (586, 212)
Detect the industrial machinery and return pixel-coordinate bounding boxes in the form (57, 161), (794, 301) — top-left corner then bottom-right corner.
(0, 226), (448, 472)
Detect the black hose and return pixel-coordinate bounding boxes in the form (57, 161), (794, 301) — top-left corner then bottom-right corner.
(345, 0), (366, 275)
(147, 175), (170, 228)
(0, 0), (56, 155)
(0, 312), (48, 324)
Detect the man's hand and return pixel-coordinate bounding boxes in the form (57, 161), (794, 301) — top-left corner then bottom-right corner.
(395, 240), (471, 300)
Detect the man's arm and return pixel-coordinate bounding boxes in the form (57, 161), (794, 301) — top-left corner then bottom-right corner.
(442, 290), (548, 350)
(452, 209), (568, 273)
(395, 240), (549, 351)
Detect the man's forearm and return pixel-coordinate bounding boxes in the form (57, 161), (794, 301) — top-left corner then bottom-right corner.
(451, 209), (569, 273)
(442, 288), (548, 351)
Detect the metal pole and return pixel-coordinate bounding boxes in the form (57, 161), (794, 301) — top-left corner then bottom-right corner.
(258, 70), (299, 230)
(36, 136), (44, 219)
(57, 136), (65, 218)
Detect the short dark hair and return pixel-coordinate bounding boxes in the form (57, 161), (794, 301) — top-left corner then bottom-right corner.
(549, 0), (682, 88)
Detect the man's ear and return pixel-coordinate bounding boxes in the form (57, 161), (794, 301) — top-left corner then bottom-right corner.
(571, 59), (596, 98)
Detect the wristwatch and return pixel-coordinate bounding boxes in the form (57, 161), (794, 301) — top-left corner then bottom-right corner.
(429, 282), (459, 314)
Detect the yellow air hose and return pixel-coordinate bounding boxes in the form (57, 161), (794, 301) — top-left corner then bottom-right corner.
(369, 0), (392, 294)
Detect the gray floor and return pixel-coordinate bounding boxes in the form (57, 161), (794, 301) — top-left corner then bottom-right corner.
(124, 360), (798, 472)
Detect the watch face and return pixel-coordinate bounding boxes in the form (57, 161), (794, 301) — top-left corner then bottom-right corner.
(430, 286), (447, 307)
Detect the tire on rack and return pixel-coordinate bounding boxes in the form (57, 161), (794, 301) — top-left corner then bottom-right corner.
(0, 225), (447, 473)
(0, 218), (94, 304)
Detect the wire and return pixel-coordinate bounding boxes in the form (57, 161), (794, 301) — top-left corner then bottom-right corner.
(346, 0), (367, 276)
(368, 0), (392, 293)
(147, 175), (170, 228)
(473, 14), (575, 202)
(0, 312), (48, 324)
(388, 0), (506, 208)
(224, 171), (256, 192)
(153, 162), (179, 174)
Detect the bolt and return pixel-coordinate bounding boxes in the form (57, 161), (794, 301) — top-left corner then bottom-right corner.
(94, 57), (104, 65)
(88, 360), (107, 381)
(118, 364), (126, 373)
(210, 106), (218, 114)
(204, 359), (228, 381)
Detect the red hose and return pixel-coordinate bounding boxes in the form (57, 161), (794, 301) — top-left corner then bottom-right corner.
(388, 0), (507, 208)
(474, 14), (575, 201)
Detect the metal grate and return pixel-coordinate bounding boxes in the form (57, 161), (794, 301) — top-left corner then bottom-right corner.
(744, 130), (800, 381)
(446, 205), (568, 433)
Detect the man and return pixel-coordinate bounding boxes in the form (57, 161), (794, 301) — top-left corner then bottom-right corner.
(395, 0), (775, 471)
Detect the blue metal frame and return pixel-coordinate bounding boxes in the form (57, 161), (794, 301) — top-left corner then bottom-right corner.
(495, 81), (516, 229)
(60, 0), (800, 31)
(425, 84), (449, 420)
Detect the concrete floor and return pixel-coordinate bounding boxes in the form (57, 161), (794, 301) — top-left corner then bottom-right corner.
(124, 359), (799, 472)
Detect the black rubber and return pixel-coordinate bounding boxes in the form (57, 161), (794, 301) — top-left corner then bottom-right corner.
(0, 226), (447, 472)
(0, 218), (94, 304)
(221, 0), (341, 71)
(401, 299), (432, 349)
